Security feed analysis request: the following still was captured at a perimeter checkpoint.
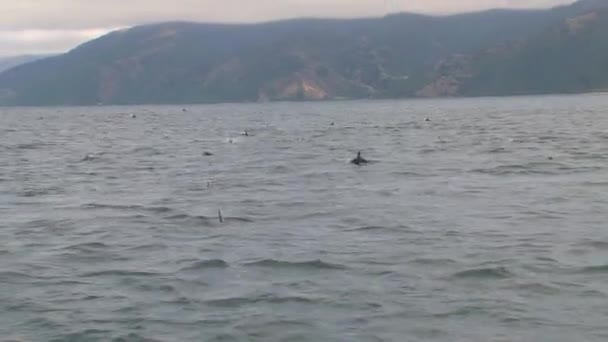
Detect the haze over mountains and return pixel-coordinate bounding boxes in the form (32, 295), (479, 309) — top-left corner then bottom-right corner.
(0, 0), (606, 106)
(0, 55), (52, 74)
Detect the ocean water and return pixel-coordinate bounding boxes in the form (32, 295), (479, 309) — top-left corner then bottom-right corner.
(1, 94), (607, 342)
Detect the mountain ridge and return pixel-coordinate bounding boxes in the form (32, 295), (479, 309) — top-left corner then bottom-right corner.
(0, 0), (606, 106)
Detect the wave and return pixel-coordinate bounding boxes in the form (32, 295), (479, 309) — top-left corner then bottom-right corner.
(418, 148), (438, 154)
(471, 162), (602, 176)
(112, 333), (163, 342)
(432, 305), (488, 318)
(345, 225), (407, 233)
(164, 214), (214, 224)
(180, 259), (229, 271)
(131, 146), (163, 155)
(390, 171), (427, 177)
(411, 258), (458, 265)
(81, 270), (162, 278)
(80, 203), (173, 213)
(132, 166), (155, 172)
(451, 266), (513, 279)
(508, 282), (561, 294)
(81, 203), (174, 214)
(536, 135), (565, 142)
(244, 259), (346, 270)
(55, 329), (117, 341)
(580, 290), (607, 298)
(577, 240), (608, 250)
(81, 203), (143, 210)
(535, 256), (559, 263)
(0, 271), (40, 281)
(18, 187), (64, 198)
(165, 213), (252, 224)
(346, 225), (389, 232)
(145, 206), (174, 213)
(63, 242), (110, 251)
(125, 243), (168, 252)
(5, 142), (49, 150)
(224, 216), (254, 223)
(18, 218), (73, 231)
(580, 265), (608, 273)
(470, 164), (551, 176)
(205, 294), (318, 307)
(580, 181), (608, 187)
(486, 147), (510, 154)
(165, 214), (193, 220)
(137, 284), (177, 293)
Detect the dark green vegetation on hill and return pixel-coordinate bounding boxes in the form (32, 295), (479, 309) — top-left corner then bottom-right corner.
(0, 0), (607, 106)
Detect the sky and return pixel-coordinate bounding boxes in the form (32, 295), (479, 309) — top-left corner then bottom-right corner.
(0, 0), (575, 56)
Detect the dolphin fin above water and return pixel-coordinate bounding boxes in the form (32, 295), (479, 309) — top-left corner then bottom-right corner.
(218, 209), (224, 223)
(351, 151), (369, 165)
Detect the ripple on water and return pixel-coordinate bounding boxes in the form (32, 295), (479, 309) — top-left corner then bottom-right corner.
(431, 305), (491, 319)
(485, 147), (510, 154)
(179, 259), (230, 271)
(131, 146), (163, 156)
(579, 289), (607, 298)
(56, 329), (115, 342)
(81, 270), (163, 278)
(410, 258), (458, 266)
(243, 259), (347, 270)
(124, 243), (168, 252)
(164, 213), (216, 226)
(505, 282), (562, 295)
(18, 187), (64, 198)
(136, 283), (178, 293)
(576, 240), (608, 250)
(57, 242), (130, 263)
(0, 271), (43, 284)
(6, 142), (49, 150)
(205, 294), (320, 308)
(111, 333), (163, 342)
(579, 264), (608, 274)
(63, 242), (110, 251)
(81, 203), (174, 214)
(451, 267), (514, 280)
(345, 225), (404, 233)
(580, 181), (608, 187)
(470, 163), (558, 176)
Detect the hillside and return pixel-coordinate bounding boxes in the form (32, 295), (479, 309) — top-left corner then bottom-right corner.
(421, 3), (608, 97)
(0, 0), (606, 106)
(467, 9), (608, 96)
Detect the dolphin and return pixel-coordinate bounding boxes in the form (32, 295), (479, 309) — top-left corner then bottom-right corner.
(351, 151), (369, 165)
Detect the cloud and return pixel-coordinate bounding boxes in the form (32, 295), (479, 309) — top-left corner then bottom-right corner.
(0, 29), (115, 56)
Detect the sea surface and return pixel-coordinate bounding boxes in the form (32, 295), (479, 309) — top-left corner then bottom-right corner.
(1, 94), (607, 342)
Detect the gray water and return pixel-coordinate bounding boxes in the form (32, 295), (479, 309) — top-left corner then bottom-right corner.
(1, 94), (607, 342)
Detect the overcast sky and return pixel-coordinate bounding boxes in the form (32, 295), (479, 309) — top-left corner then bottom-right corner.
(0, 0), (575, 56)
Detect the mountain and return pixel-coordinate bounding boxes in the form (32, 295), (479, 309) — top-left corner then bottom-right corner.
(0, 0), (606, 106)
(0, 55), (52, 74)
(421, 2), (608, 97)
